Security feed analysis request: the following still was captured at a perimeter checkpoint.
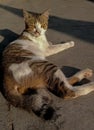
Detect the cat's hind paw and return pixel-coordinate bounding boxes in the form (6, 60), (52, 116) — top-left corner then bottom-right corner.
(74, 68), (93, 81)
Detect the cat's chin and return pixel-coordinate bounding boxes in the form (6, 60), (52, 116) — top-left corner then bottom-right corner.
(30, 30), (46, 37)
(33, 30), (46, 37)
(31, 32), (41, 37)
(35, 33), (41, 37)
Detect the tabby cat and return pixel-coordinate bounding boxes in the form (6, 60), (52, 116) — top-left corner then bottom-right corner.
(2, 9), (94, 120)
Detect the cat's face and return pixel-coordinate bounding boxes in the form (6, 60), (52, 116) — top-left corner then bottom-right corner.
(23, 10), (49, 37)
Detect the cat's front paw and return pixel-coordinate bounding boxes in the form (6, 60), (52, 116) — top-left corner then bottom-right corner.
(64, 41), (75, 48)
(69, 41), (75, 47)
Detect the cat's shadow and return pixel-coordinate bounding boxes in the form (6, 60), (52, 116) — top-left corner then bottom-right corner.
(87, 0), (94, 3)
(0, 29), (19, 53)
(0, 29), (19, 94)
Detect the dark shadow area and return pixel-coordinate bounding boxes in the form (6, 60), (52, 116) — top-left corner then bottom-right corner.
(0, 4), (23, 17)
(0, 4), (94, 44)
(49, 16), (94, 44)
(0, 29), (19, 94)
(87, 0), (94, 2)
(0, 29), (19, 53)
(61, 66), (90, 85)
(61, 66), (80, 77)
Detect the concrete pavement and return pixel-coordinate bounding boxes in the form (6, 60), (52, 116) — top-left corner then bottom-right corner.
(0, 0), (94, 130)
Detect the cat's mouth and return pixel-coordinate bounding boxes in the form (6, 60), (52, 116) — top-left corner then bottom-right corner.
(34, 30), (41, 37)
(35, 31), (40, 36)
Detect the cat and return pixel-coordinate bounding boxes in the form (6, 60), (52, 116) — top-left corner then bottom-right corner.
(2, 9), (94, 120)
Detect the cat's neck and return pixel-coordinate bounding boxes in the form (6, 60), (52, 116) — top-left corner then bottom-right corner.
(22, 31), (47, 43)
(22, 31), (49, 51)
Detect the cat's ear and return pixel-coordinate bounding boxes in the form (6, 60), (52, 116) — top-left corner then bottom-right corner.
(23, 9), (33, 20)
(23, 9), (29, 19)
(41, 9), (50, 19)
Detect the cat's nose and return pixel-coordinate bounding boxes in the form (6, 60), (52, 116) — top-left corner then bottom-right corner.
(35, 30), (40, 35)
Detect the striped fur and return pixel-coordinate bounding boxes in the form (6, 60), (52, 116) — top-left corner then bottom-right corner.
(2, 10), (94, 120)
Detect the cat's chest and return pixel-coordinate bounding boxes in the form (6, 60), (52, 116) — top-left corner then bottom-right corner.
(32, 35), (49, 50)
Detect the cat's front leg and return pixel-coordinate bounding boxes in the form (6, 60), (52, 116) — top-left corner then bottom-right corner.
(45, 41), (75, 57)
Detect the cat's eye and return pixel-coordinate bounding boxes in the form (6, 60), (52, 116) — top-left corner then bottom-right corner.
(41, 24), (47, 29)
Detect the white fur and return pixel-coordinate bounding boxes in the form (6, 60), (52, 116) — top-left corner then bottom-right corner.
(74, 82), (94, 97)
(45, 41), (75, 57)
(11, 39), (45, 60)
(11, 32), (75, 58)
(54, 69), (73, 89)
(23, 31), (49, 50)
(35, 22), (46, 35)
(23, 31), (75, 57)
(9, 61), (33, 83)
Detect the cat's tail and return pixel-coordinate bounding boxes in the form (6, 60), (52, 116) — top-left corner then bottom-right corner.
(4, 88), (55, 120)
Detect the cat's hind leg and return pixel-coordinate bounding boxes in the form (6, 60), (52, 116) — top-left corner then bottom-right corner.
(68, 68), (93, 85)
(47, 69), (76, 98)
(47, 68), (94, 99)
(73, 82), (94, 98)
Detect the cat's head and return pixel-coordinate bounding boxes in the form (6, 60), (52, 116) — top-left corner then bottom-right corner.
(23, 9), (49, 37)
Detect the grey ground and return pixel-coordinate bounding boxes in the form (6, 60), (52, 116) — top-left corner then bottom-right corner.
(0, 0), (94, 130)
